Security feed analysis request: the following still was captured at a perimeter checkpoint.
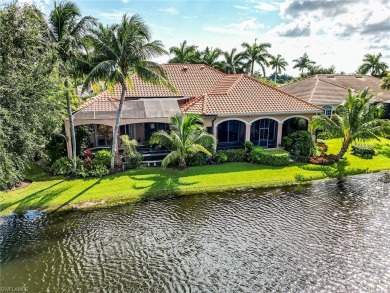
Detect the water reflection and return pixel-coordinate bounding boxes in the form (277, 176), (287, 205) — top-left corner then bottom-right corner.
(1, 172), (390, 292)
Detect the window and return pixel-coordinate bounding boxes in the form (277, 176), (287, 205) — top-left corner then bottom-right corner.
(323, 106), (332, 117)
(217, 120), (245, 143)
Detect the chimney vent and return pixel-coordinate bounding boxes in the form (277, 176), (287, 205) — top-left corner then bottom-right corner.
(182, 66), (188, 71)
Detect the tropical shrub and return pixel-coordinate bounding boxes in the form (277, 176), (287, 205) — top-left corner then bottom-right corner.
(351, 144), (375, 159)
(187, 153), (209, 166)
(244, 141), (255, 152)
(93, 150), (111, 167)
(88, 164), (110, 177)
(51, 157), (74, 175)
(249, 148), (290, 166)
(281, 130), (316, 157)
(217, 149), (247, 162)
(317, 131), (339, 140)
(121, 135), (142, 169)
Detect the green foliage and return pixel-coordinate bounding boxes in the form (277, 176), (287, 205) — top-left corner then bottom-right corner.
(244, 141), (255, 152)
(216, 149), (247, 162)
(120, 135), (142, 169)
(249, 148), (290, 166)
(0, 3), (63, 189)
(51, 156), (109, 177)
(317, 131), (340, 140)
(351, 144), (375, 159)
(358, 53), (388, 77)
(93, 150), (111, 167)
(282, 130), (316, 157)
(51, 157), (75, 175)
(187, 153), (209, 166)
(76, 125), (92, 156)
(310, 88), (390, 160)
(150, 114), (216, 169)
(292, 52), (316, 75)
(88, 163), (110, 177)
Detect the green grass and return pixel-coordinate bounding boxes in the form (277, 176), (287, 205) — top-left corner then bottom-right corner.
(1, 138), (390, 215)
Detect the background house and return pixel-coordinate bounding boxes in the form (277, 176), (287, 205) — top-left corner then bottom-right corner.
(280, 75), (390, 117)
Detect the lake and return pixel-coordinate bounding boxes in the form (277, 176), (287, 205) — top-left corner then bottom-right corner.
(1, 172), (390, 292)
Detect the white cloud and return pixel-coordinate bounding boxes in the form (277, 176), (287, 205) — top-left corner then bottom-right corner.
(255, 2), (278, 12)
(234, 5), (250, 10)
(158, 7), (179, 15)
(98, 10), (128, 23)
(204, 18), (264, 36)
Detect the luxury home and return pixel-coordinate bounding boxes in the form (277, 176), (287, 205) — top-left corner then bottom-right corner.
(66, 64), (323, 158)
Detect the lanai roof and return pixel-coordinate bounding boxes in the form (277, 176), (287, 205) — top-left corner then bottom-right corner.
(280, 74), (390, 105)
(75, 64), (321, 118)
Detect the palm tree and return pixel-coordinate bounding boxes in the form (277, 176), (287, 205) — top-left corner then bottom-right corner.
(310, 88), (389, 160)
(48, 1), (95, 173)
(358, 53), (389, 77)
(84, 15), (175, 170)
(292, 52), (316, 75)
(269, 54), (288, 82)
(200, 47), (223, 70)
(241, 41), (271, 77)
(168, 40), (200, 63)
(222, 48), (245, 74)
(150, 114), (216, 169)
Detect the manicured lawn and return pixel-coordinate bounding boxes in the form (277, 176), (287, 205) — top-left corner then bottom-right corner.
(1, 138), (389, 215)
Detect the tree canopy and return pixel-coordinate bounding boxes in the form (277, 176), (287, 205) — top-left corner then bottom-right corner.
(0, 3), (62, 189)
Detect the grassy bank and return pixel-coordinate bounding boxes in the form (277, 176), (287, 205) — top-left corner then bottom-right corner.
(1, 138), (390, 215)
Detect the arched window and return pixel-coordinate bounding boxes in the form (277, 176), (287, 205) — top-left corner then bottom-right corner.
(217, 120), (245, 145)
(250, 119), (278, 148)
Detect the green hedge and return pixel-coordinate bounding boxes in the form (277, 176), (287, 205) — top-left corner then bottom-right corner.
(249, 147), (290, 166)
(216, 149), (247, 162)
(351, 144), (375, 159)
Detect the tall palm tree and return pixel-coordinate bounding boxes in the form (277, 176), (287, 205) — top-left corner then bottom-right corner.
(310, 88), (389, 160)
(150, 114), (216, 169)
(84, 15), (175, 170)
(222, 48), (245, 74)
(358, 53), (389, 77)
(292, 52), (316, 75)
(241, 41), (271, 77)
(48, 1), (95, 173)
(168, 40), (200, 63)
(269, 54), (288, 82)
(200, 47), (223, 70)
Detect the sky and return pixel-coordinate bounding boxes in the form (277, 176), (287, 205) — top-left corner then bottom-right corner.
(16, 0), (390, 76)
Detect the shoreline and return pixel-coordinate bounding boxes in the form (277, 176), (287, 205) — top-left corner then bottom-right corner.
(1, 138), (390, 216)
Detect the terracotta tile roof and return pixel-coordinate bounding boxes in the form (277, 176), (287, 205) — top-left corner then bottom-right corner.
(77, 64), (321, 117)
(181, 75), (322, 115)
(280, 75), (390, 105)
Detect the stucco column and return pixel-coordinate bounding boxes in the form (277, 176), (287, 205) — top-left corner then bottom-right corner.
(245, 123), (251, 142)
(64, 119), (72, 159)
(276, 121), (284, 147)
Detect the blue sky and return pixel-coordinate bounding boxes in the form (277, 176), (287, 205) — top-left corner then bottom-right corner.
(21, 0), (390, 75)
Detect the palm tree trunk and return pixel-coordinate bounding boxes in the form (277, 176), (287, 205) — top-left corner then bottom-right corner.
(251, 61), (254, 76)
(65, 77), (77, 174)
(274, 70), (277, 82)
(336, 139), (350, 160)
(110, 82), (127, 170)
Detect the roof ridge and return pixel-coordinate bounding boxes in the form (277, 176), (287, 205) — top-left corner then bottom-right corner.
(280, 75), (315, 87)
(161, 63), (226, 77)
(309, 77), (320, 103)
(208, 74), (242, 95)
(317, 78), (349, 90)
(242, 74), (323, 110)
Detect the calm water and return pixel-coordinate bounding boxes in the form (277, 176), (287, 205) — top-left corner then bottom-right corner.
(1, 173), (390, 292)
